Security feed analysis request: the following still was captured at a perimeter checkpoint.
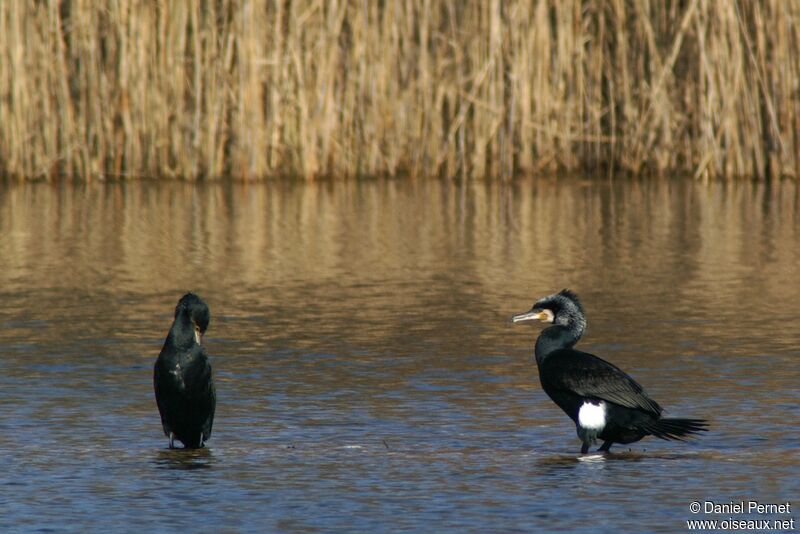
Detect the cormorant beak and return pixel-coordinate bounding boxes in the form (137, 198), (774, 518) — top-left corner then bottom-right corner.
(511, 310), (548, 323)
(194, 325), (203, 344)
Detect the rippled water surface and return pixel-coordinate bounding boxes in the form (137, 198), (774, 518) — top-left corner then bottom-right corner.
(1, 178), (798, 532)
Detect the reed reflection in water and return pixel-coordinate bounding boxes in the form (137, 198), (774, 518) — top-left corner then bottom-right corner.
(0, 178), (798, 532)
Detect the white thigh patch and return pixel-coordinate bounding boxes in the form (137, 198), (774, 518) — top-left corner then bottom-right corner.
(578, 401), (606, 430)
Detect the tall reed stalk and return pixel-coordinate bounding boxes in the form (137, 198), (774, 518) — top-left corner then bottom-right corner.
(0, 1), (797, 180)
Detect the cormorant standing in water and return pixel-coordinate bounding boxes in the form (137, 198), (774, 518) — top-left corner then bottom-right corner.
(513, 289), (707, 454)
(154, 293), (216, 449)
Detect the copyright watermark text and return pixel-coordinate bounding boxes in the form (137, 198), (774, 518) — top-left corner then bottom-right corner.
(687, 501), (794, 531)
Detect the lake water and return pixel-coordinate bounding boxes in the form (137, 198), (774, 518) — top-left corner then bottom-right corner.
(1, 178), (798, 532)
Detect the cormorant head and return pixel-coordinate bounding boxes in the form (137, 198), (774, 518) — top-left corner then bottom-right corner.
(174, 293), (210, 344)
(512, 289), (586, 336)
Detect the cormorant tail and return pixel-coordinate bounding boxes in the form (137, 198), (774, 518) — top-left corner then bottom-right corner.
(644, 418), (709, 441)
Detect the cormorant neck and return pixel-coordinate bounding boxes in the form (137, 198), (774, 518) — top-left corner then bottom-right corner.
(534, 324), (582, 365)
(167, 310), (196, 351)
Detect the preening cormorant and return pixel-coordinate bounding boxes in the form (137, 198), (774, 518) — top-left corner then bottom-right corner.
(154, 293), (216, 449)
(513, 289), (708, 454)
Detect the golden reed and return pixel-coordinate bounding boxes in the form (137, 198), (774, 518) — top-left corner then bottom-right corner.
(0, 1), (797, 180)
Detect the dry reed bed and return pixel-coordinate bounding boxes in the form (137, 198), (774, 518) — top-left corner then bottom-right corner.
(0, 0), (797, 180)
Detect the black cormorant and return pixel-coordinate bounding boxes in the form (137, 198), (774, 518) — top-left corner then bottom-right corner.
(513, 289), (707, 454)
(154, 293), (216, 449)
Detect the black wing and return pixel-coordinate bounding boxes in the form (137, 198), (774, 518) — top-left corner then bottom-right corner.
(539, 348), (662, 415)
(154, 349), (181, 436)
(181, 346), (216, 441)
(189, 350), (216, 441)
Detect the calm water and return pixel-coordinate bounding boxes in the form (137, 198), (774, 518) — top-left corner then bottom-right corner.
(0, 178), (798, 532)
